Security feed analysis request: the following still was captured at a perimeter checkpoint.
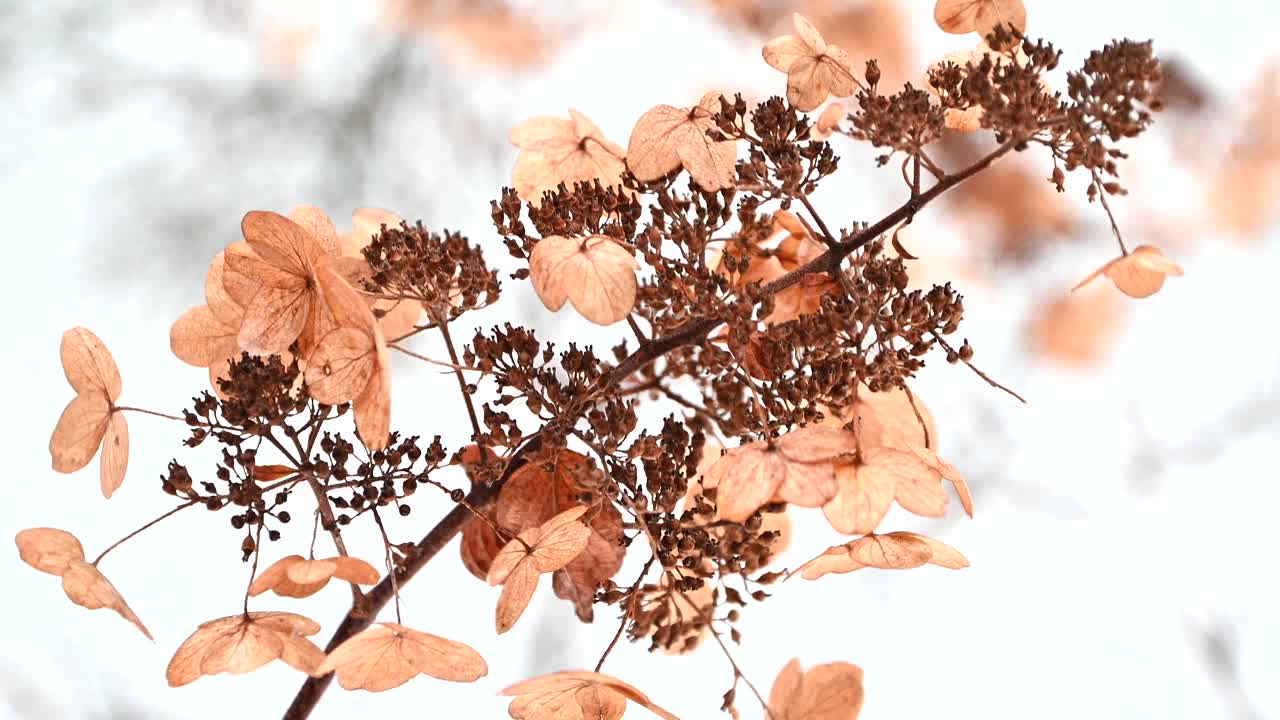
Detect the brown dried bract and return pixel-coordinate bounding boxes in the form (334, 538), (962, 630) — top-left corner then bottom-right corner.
(501, 670), (681, 720)
(510, 109), (626, 200)
(166, 612), (324, 686)
(798, 531), (969, 580)
(488, 506), (592, 633)
(50, 327), (130, 497)
(493, 450), (625, 622)
(316, 622), (487, 691)
(627, 92), (737, 190)
(768, 658), (865, 720)
(762, 13), (856, 112)
(248, 554), (381, 599)
(933, 0), (1026, 37)
(529, 235), (639, 326)
(1072, 245), (1184, 298)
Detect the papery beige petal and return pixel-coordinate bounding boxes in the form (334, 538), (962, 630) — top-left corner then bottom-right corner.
(99, 411), (128, 498)
(170, 305), (238, 367)
(494, 560), (540, 634)
(529, 235), (638, 325)
(15, 528), (85, 576)
(49, 392), (112, 473)
(237, 283), (313, 355)
(60, 327), (121, 400)
(288, 204), (339, 255)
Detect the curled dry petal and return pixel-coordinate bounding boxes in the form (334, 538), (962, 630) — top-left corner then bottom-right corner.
(1073, 245), (1184, 299)
(799, 531), (968, 580)
(934, 0), (1026, 36)
(501, 670), (681, 720)
(763, 13), (856, 111)
(15, 528), (85, 575)
(529, 235), (639, 325)
(49, 392), (112, 474)
(627, 92), (737, 190)
(768, 658), (865, 720)
(317, 623), (487, 691)
(60, 327), (121, 401)
(61, 559), (153, 640)
(249, 555), (380, 599)
(510, 108), (626, 199)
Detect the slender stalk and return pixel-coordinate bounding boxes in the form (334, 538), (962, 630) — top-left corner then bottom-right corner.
(92, 501), (197, 566)
(113, 406), (185, 422)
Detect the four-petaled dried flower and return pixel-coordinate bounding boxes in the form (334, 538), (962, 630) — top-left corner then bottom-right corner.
(707, 426), (851, 522)
(317, 623), (487, 691)
(626, 92), (737, 190)
(166, 612), (325, 686)
(823, 445), (972, 535)
(933, 0), (1026, 37)
(510, 109), (626, 200)
(763, 13), (856, 112)
(488, 505), (592, 633)
(50, 327), (129, 498)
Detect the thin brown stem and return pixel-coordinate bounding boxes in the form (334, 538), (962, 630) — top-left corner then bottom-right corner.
(92, 501), (197, 566)
(430, 309), (483, 442)
(594, 554), (655, 672)
(113, 406), (185, 422)
(388, 343), (481, 372)
(933, 334), (1027, 404)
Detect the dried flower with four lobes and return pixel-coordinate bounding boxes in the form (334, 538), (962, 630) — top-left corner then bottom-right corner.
(626, 92), (737, 190)
(317, 623), (487, 691)
(763, 13), (857, 111)
(50, 327), (129, 498)
(933, 0), (1027, 37)
(488, 506), (593, 634)
(166, 612), (325, 686)
(510, 108), (626, 200)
